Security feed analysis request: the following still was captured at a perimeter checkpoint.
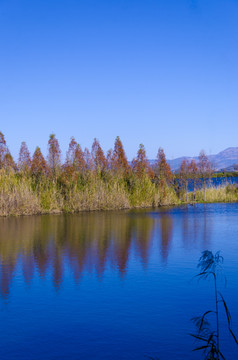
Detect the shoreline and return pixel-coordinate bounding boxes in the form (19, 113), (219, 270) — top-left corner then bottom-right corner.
(1, 170), (238, 217)
(1, 197), (238, 217)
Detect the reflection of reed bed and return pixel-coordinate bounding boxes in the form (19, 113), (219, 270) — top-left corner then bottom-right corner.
(0, 212), (156, 297)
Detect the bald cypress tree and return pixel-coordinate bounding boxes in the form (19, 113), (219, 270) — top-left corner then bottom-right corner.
(0, 132), (8, 169)
(179, 159), (189, 201)
(155, 148), (173, 184)
(198, 150), (212, 201)
(3, 152), (16, 172)
(112, 136), (129, 175)
(132, 144), (153, 178)
(66, 137), (85, 172)
(84, 147), (94, 171)
(47, 134), (61, 179)
(188, 159), (198, 200)
(18, 142), (31, 174)
(91, 138), (107, 173)
(31, 147), (48, 178)
(0, 132), (16, 172)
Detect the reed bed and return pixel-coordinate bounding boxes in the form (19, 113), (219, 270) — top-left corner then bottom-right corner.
(193, 185), (238, 203)
(0, 170), (238, 216)
(0, 171), (41, 216)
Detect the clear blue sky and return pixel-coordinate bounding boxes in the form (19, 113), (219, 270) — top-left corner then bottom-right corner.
(1, 0), (238, 161)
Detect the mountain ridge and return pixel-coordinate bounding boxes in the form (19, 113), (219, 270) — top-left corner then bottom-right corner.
(149, 147), (238, 171)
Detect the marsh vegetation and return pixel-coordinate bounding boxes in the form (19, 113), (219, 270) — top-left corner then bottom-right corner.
(1, 131), (238, 216)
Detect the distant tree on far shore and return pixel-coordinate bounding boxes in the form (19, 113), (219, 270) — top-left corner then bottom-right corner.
(188, 159), (198, 199)
(198, 150), (212, 201)
(179, 159), (190, 201)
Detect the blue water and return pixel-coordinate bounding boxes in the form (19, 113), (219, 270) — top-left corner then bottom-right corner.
(177, 175), (238, 192)
(211, 176), (238, 187)
(0, 204), (238, 359)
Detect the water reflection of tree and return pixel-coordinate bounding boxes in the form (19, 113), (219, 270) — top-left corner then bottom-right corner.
(22, 254), (34, 285)
(111, 215), (134, 276)
(134, 216), (154, 267)
(181, 205), (212, 249)
(0, 212), (154, 298)
(159, 214), (173, 262)
(0, 261), (15, 299)
(201, 205), (212, 247)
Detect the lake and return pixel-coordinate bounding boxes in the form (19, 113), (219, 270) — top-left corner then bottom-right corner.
(0, 204), (238, 359)
(178, 175), (238, 192)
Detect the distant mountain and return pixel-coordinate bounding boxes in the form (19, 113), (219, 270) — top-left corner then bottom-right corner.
(209, 147), (238, 171)
(149, 147), (238, 172)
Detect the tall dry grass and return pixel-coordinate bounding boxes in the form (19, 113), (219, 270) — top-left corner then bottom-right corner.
(66, 180), (130, 211)
(0, 170), (40, 216)
(191, 185), (238, 203)
(1, 169), (238, 216)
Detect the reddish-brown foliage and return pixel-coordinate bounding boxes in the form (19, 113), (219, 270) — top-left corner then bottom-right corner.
(31, 147), (48, 177)
(188, 159), (198, 194)
(188, 159), (198, 177)
(178, 159), (190, 197)
(61, 137), (87, 184)
(47, 134), (61, 177)
(179, 159), (189, 182)
(111, 136), (129, 174)
(91, 138), (107, 171)
(66, 137), (86, 172)
(0, 132), (8, 169)
(84, 147), (94, 170)
(132, 144), (153, 178)
(177, 159), (198, 198)
(198, 150), (213, 200)
(3, 152), (16, 171)
(60, 163), (75, 185)
(106, 149), (113, 170)
(198, 150), (212, 178)
(179, 159), (189, 175)
(0, 132), (16, 171)
(156, 148), (173, 184)
(18, 142), (31, 173)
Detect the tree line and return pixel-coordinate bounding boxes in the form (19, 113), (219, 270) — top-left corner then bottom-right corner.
(1, 131), (227, 215)
(0, 131), (212, 185)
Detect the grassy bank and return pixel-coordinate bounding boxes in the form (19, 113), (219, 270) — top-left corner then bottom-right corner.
(1, 170), (238, 216)
(0, 170), (180, 216)
(180, 184), (238, 204)
(2, 132), (237, 216)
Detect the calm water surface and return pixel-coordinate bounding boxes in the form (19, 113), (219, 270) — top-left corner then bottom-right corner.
(182, 175), (238, 191)
(0, 204), (238, 359)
